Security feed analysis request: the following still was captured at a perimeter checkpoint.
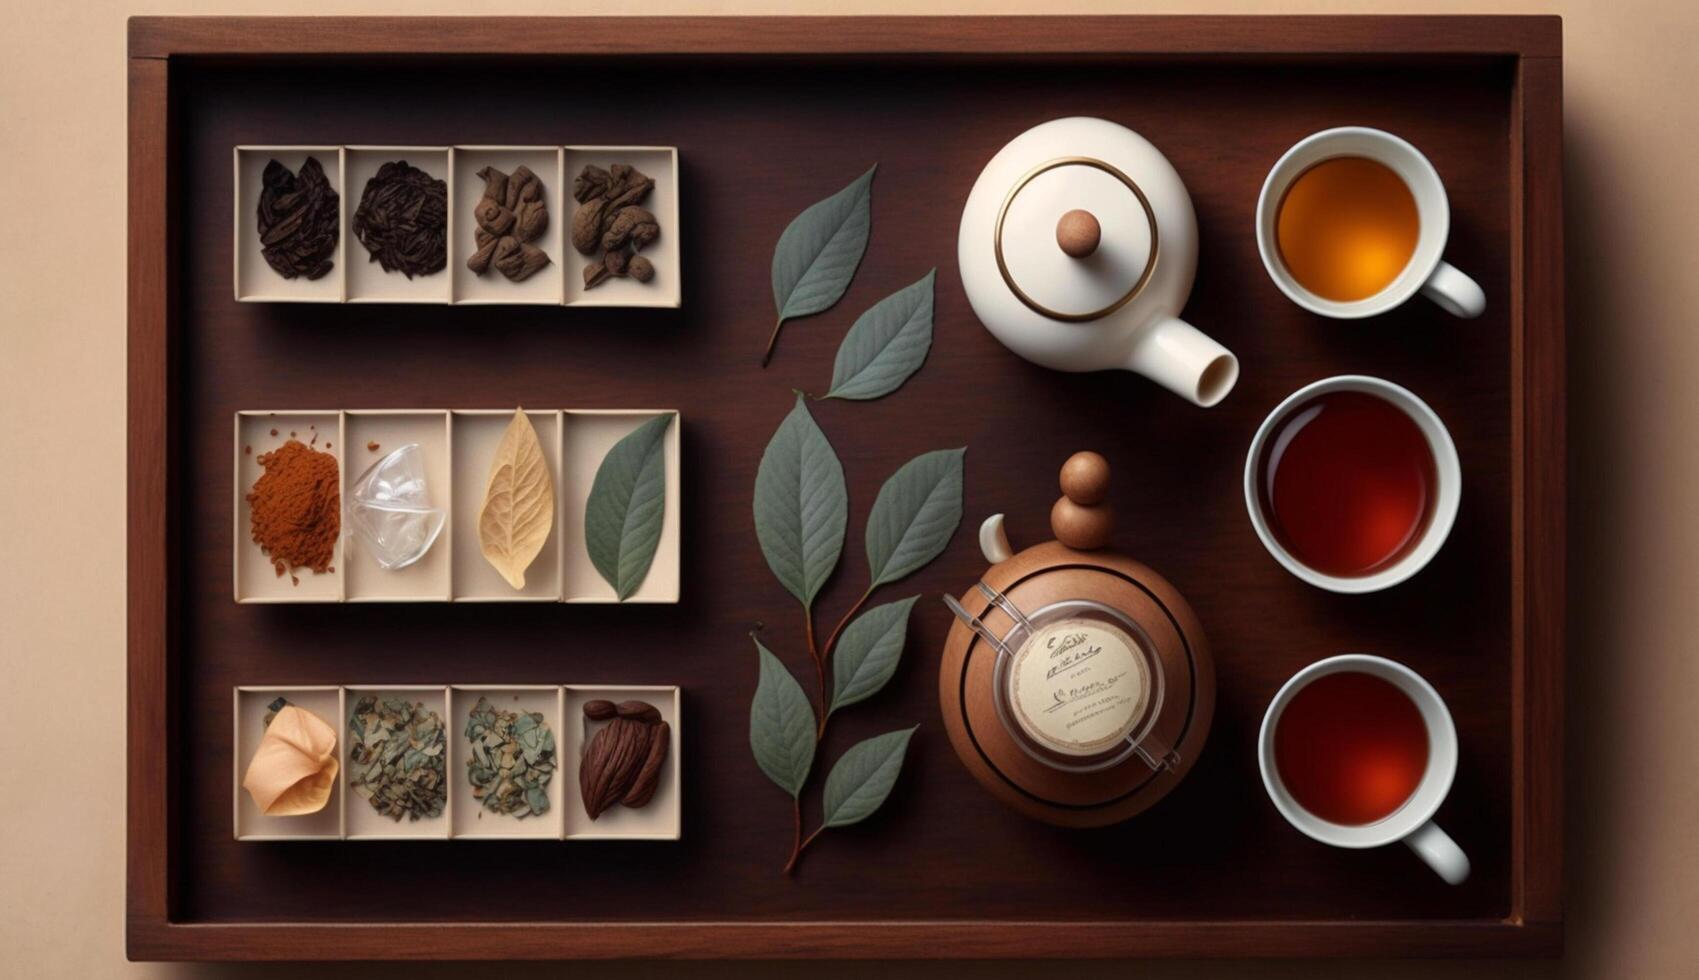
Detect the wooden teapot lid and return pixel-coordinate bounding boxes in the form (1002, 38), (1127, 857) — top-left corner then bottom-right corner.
(937, 454), (1216, 828)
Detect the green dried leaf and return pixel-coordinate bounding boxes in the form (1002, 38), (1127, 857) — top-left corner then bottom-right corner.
(749, 636), (816, 798)
(865, 448), (966, 588)
(463, 696), (554, 819)
(821, 726), (918, 829)
(768, 165), (876, 362)
(347, 695), (447, 822)
(753, 394), (847, 610)
(826, 270), (936, 400)
(584, 413), (674, 600)
(829, 595), (918, 716)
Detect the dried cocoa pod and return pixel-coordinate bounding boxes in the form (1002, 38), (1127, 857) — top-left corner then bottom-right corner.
(475, 166), (510, 207)
(474, 199), (516, 237)
(583, 699), (617, 721)
(628, 254), (655, 283)
(571, 197), (610, 255)
(601, 207), (659, 253)
(514, 199), (548, 243)
(604, 248), (629, 277)
(581, 718), (652, 819)
(616, 700), (661, 724)
(620, 721), (669, 809)
(572, 164), (611, 203)
(584, 260), (610, 290)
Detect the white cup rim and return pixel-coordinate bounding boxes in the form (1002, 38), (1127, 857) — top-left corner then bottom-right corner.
(1255, 126), (1450, 319)
(1242, 374), (1460, 593)
(1257, 654), (1458, 848)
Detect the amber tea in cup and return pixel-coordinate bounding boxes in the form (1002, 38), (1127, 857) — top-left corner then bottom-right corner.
(1273, 670), (1429, 825)
(1275, 156), (1420, 303)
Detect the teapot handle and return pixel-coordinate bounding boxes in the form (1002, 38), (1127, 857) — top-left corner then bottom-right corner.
(1125, 316), (1240, 408)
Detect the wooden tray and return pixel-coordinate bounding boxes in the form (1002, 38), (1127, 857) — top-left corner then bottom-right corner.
(127, 15), (1564, 960)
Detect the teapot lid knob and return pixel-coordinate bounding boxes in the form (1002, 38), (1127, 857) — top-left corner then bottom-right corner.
(1052, 452), (1113, 550)
(1056, 209), (1101, 259)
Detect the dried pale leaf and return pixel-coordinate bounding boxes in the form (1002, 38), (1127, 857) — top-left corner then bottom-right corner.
(478, 410), (555, 589)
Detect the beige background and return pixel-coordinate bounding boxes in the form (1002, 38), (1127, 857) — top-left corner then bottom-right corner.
(2, 0), (1693, 976)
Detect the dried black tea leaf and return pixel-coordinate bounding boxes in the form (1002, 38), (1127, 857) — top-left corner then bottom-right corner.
(351, 160), (448, 279)
(348, 696), (448, 822)
(257, 157), (339, 281)
(464, 696), (555, 818)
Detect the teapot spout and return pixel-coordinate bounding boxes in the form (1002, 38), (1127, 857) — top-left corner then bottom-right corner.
(1126, 317), (1239, 407)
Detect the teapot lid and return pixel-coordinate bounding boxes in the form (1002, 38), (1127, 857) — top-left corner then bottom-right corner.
(994, 157), (1158, 322)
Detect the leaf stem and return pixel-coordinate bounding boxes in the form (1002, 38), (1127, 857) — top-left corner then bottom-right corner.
(785, 819), (827, 876)
(815, 586), (874, 739)
(822, 587), (874, 663)
(761, 318), (785, 367)
(782, 796), (803, 875)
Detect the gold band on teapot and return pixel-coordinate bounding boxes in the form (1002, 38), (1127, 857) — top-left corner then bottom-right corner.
(993, 156), (1160, 323)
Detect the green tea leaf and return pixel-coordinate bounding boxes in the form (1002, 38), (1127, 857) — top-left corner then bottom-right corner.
(830, 596), (918, 716)
(821, 726), (918, 829)
(826, 270), (936, 400)
(865, 448), (966, 588)
(753, 394), (847, 609)
(749, 637), (817, 798)
(583, 413), (674, 600)
(767, 166), (876, 361)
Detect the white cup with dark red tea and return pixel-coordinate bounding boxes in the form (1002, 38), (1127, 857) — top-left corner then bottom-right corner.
(1256, 126), (1486, 319)
(1259, 654), (1470, 885)
(1244, 375), (1460, 593)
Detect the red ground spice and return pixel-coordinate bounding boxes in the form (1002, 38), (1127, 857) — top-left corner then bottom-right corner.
(247, 439), (339, 580)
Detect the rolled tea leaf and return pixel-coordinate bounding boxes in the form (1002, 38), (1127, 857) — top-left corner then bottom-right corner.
(826, 270), (936, 400)
(750, 637), (817, 798)
(829, 595), (918, 716)
(865, 447), (966, 588)
(753, 394), (847, 610)
(584, 413), (674, 600)
(766, 165), (876, 363)
(821, 726), (918, 829)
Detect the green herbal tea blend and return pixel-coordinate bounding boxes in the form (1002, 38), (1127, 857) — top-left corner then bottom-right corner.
(348, 696), (447, 822)
(257, 157), (340, 280)
(464, 696), (556, 818)
(352, 160), (448, 279)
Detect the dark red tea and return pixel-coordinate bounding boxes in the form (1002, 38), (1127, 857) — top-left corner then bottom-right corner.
(1274, 671), (1429, 825)
(1257, 390), (1435, 577)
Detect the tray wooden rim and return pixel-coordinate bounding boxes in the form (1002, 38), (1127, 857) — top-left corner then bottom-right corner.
(126, 14), (1565, 961)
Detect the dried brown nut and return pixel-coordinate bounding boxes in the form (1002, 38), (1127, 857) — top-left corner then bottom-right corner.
(604, 248), (629, 277)
(628, 255), (655, 283)
(580, 718), (654, 819)
(601, 207), (659, 253)
(475, 166), (509, 207)
(571, 197), (610, 255)
(616, 700), (661, 724)
(605, 164), (655, 211)
(572, 164), (611, 204)
(583, 699), (618, 721)
(474, 199), (516, 237)
(584, 260), (610, 290)
(515, 199), (548, 243)
(621, 720), (670, 809)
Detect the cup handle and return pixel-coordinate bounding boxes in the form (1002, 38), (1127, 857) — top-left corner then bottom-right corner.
(1420, 260), (1486, 319)
(1403, 820), (1471, 885)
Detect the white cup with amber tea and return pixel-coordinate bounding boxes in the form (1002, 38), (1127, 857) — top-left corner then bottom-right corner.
(1256, 127), (1486, 320)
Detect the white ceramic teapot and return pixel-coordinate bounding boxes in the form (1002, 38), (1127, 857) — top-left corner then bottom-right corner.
(958, 117), (1239, 407)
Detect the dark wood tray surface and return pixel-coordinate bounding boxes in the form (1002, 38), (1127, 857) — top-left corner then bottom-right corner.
(128, 16), (1564, 960)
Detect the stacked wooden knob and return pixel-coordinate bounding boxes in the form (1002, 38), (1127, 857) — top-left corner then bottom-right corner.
(1050, 451), (1113, 550)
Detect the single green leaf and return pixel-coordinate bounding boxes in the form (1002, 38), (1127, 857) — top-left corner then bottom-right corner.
(865, 448), (966, 588)
(821, 726), (918, 829)
(749, 637), (817, 798)
(753, 394), (847, 609)
(830, 595), (918, 715)
(583, 413), (674, 600)
(826, 270), (936, 400)
(771, 165), (876, 324)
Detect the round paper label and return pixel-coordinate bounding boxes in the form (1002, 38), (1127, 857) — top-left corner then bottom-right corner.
(1007, 617), (1150, 756)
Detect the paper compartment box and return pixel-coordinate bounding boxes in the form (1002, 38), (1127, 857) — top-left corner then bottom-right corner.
(449, 686), (567, 840)
(561, 410), (683, 602)
(450, 410), (565, 600)
(343, 411), (454, 602)
(561, 686), (683, 841)
(233, 687), (345, 841)
(234, 412), (344, 602)
(233, 147), (346, 303)
(341, 687), (453, 840)
(562, 147), (682, 309)
(450, 147), (565, 305)
(342, 147), (453, 304)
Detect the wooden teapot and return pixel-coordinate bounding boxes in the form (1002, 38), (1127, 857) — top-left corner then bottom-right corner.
(939, 451), (1216, 827)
